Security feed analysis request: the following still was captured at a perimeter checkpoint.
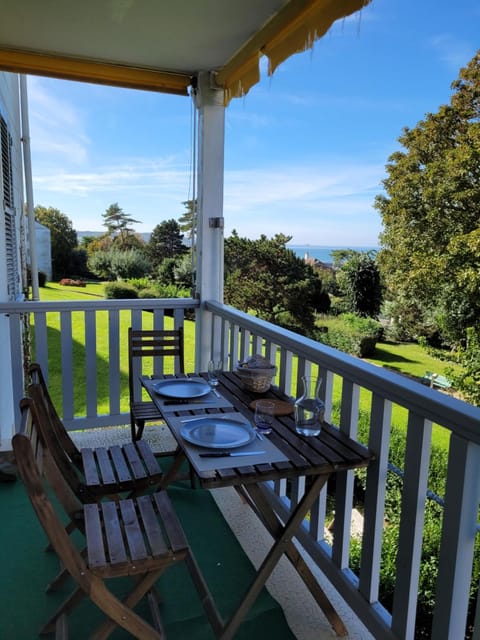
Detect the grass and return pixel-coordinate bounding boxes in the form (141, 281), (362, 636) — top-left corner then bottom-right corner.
(35, 283), (457, 450)
(33, 282), (197, 415)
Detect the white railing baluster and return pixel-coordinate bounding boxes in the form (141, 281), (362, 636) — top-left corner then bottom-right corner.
(85, 309), (97, 419)
(359, 393), (392, 602)
(108, 309), (121, 417)
(332, 379), (360, 568)
(391, 412), (432, 638)
(60, 310), (74, 422)
(432, 434), (480, 639)
(33, 310), (48, 369)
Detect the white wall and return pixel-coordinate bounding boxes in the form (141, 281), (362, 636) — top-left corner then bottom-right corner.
(0, 72), (24, 450)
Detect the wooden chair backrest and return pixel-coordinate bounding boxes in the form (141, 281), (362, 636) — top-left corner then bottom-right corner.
(28, 363), (80, 465)
(14, 399), (90, 588)
(26, 382), (86, 502)
(128, 327), (184, 400)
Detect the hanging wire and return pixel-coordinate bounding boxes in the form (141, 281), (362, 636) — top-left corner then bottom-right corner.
(187, 81), (199, 296)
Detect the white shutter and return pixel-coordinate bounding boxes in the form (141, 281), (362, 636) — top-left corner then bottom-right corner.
(1, 114), (20, 300)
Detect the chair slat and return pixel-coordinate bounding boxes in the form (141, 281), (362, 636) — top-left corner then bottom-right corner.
(84, 502), (107, 568)
(122, 443), (148, 480)
(153, 491), (189, 553)
(108, 444), (134, 483)
(81, 448), (100, 487)
(136, 440), (163, 476)
(137, 495), (169, 556)
(119, 499), (148, 561)
(95, 447), (118, 485)
(101, 501), (128, 566)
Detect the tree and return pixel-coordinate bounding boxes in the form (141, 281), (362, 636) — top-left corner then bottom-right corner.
(147, 219), (187, 268)
(224, 232), (329, 335)
(35, 205), (77, 280)
(336, 251), (383, 318)
(88, 248), (150, 280)
(375, 50), (480, 346)
(178, 199), (197, 242)
(102, 203), (141, 249)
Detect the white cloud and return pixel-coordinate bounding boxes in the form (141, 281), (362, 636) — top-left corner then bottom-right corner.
(429, 35), (476, 71)
(27, 77), (90, 163)
(222, 161), (383, 244)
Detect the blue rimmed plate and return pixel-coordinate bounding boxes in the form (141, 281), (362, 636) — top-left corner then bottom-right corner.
(181, 417), (255, 449)
(152, 379), (211, 399)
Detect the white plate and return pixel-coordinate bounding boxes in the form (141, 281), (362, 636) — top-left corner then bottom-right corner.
(181, 418), (255, 449)
(152, 379), (211, 399)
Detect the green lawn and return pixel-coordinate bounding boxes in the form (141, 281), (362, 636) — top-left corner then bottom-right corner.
(33, 283), (197, 416)
(366, 340), (459, 381)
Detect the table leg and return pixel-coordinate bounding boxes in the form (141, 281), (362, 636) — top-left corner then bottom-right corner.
(220, 474), (336, 640)
(160, 446), (187, 489)
(241, 481), (347, 637)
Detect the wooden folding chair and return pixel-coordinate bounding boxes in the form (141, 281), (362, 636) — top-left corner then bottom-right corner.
(13, 397), (223, 639)
(128, 327), (184, 441)
(28, 363), (164, 502)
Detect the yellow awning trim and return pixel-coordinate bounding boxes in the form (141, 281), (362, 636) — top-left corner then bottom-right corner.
(265, 0), (370, 75)
(218, 0), (371, 105)
(0, 48), (191, 95)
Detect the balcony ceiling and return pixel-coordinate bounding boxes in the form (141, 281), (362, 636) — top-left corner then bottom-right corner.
(0, 0), (370, 103)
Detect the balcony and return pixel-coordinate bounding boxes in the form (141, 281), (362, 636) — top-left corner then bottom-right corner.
(1, 296), (480, 639)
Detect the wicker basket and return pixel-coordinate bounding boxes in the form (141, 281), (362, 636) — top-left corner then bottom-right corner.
(235, 365), (277, 393)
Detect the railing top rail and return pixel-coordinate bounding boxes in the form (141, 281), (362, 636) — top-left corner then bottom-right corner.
(206, 300), (480, 442)
(0, 297), (199, 313)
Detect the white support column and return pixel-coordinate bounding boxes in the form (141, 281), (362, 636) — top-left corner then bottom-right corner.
(193, 72), (225, 372)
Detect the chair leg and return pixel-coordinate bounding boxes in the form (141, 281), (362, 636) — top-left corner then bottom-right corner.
(89, 571), (164, 640)
(134, 419), (146, 442)
(131, 417), (144, 442)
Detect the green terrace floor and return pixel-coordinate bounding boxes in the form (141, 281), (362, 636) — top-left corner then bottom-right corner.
(0, 466), (295, 640)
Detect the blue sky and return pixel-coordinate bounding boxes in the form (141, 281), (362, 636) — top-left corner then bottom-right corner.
(27, 0), (479, 247)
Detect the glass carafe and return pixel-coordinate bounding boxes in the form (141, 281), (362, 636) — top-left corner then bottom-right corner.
(294, 376), (324, 436)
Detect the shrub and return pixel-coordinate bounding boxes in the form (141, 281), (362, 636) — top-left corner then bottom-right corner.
(316, 313), (383, 357)
(127, 277), (153, 291)
(138, 288), (160, 299)
(38, 271), (47, 287)
(104, 282), (138, 299)
(110, 249), (150, 280)
(59, 278), (86, 287)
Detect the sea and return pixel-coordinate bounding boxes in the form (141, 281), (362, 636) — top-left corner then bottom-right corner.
(288, 245), (380, 265)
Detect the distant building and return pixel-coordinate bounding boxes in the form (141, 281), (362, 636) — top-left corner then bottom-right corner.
(303, 251), (333, 271)
(29, 221), (52, 281)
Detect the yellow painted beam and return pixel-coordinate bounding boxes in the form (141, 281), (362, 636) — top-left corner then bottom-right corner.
(0, 48), (191, 95)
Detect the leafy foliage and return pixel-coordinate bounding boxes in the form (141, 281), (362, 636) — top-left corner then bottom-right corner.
(101, 202), (141, 249)
(178, 199), (196, 242)
(110, 249), (150, 280)
(147, 219), (187, 268)
(316, 313), (383, 357)
(446, 327), (480, 405)
(103, 281), (138, 299)
(88, 248), (150, 280)
(224, 231), (329, 335)
(376, 50), (480, 347)
(336, 251), (383, 318)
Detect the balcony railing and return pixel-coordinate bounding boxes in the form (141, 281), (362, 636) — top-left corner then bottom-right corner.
(2, 296), (480, 639)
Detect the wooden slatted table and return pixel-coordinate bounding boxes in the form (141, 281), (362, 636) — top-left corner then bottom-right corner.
(144, 371), (374, 639)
